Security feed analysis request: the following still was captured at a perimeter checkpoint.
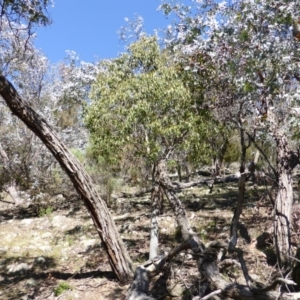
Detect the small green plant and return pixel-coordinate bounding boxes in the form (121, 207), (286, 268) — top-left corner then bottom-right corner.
(38, 206), (53, 217)
(54, 281), (73, 296)
(70, 148), (86, 163)
(52, 167), (63, 185)
(65, 235), (75, 246)
(105, 177), (117, 206)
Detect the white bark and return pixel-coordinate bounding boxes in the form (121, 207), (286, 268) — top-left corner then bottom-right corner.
(149, 185), (160, 259)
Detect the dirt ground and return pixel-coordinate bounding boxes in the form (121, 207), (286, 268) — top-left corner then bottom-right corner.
(0, 176), (284, 300)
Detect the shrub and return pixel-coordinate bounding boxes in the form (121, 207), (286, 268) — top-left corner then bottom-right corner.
(53, 281), (73, 296)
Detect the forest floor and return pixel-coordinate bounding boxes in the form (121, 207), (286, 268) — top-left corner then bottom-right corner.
(0, 168), (297, 300)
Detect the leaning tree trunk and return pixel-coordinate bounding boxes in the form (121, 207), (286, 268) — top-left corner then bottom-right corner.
(274, 133), (298, 267)
(0, 75), (134, 283)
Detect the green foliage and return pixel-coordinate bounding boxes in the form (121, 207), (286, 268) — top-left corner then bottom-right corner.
(38, 206), (53, 217)
(51, 167), (63, 185)
(104, 177), (117, 206)
(53, 281), (73, 296)
(84, 146), (123, 204)
(167, 159), (178, 173)
(223, 134), (256, 164)
(223, 137), (242, 164)
(85, 36), (208, 173)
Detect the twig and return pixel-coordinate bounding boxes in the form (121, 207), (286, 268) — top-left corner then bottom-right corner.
(253, 278), (296, 293)
(288, 255), (300, 263)
(76, 279), (107, 289)
(192, 289), (222, 300)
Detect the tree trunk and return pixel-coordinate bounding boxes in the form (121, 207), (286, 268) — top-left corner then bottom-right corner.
(127, 239), (300, 300)
(149, 184), (161, 259)
(0, 75), (134, 283)
(0, 142), (23, 204)
(154, 159), (205, 250)
(273, 134), (298, 267)
(212, 137), (228, 176)
(5, 181), (23, 205)
(239, 122), (251, 173)
(229, 173), (247, 251)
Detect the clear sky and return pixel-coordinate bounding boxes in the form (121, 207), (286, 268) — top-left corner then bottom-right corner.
(35, 0), (174, 63)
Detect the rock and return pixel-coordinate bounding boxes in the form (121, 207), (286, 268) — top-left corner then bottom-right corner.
(51, 215), (68, 228)
(20, 219), (33, 225)
(34, 256), (47, 267)
(186, 254), (193, 260)
(26, 278), (37, 287)
(249, 273), (260, 282)
(7, 262), (31, 274)
(80, 239), (98, 248)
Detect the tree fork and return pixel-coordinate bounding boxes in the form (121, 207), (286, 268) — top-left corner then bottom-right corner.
(0, 75), (134, 283)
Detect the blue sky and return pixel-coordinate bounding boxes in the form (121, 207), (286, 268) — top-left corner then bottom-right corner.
(35, 0), (174, 63)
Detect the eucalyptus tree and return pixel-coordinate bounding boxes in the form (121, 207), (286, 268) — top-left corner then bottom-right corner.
(161, 0), (300, 277)
(0, 0), (52, 75)
(0, 0), (53, 201)
(0, 0), (134, 282)
(85, 35), (209, 257)
(86, 36), (207, 169)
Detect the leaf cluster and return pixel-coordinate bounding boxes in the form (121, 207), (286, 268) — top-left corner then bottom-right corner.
(1, 0), (52, 26)
(85, 36), (208, 168)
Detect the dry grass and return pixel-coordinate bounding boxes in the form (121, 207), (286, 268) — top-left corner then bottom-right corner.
(0, 177), (280, 299)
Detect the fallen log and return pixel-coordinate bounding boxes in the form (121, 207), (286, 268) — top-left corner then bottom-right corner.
(120, 187), (153, 198)
(126, 240), (300, 300)
(120, 174), (240, 198)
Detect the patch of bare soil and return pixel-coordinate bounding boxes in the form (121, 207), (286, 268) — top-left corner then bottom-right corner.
(0, 177), (279, 299)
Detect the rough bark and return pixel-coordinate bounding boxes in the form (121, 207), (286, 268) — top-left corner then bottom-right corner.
(229, 173), (247, 251)
(126, 266), (156, 300)
(126, 241), (190, 300)
(0, 75), (134, 283)
(266, 110), (299, 266)
(273, 133), (298, 266)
